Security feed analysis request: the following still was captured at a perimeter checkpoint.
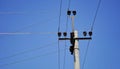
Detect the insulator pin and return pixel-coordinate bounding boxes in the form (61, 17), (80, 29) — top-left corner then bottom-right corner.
(89, 31), (92, 36)
(63, 32), (67, 37)
(58, 32), (62, 37)
(67, 10), (71, 15)
(72, 11), (76, 15)
(83, 31), (87, 36)
(69, 46), (74, 55)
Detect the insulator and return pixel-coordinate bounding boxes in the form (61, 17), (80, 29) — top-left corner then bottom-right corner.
(70, 32), (74, 38)
(72, 11), (76, 15)
(63, 32), (67, 37)
(83, 31), (87, 36)
(67, 10), (71, 15)
(70, 39), (75, 45)
(70, 32), (75, 45)
(89, 31), (92, 36)
(69, 46), (74, 55)
(58, 32), (62, 37)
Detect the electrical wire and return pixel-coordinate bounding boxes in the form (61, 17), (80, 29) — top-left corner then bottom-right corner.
(81, 40), (90, 69)
(58, 0), (63, 32)
(63, 40), (67, 69)
(65, 0), (71, 32)
(0, 42), (57, 61)
(82, 0), (102, 69)
(0, 49), (64, 68)
(0, 17), (56, 35)
(58, 41), (61, 69)
(1, 15), (57, 35)
(63, 0), (71, 69)
(14, 16), (58, 33)
(58, 0), (63, 69)
(91, 0), (102, 31)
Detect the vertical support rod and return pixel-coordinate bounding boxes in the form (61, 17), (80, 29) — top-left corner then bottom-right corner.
(71, 16), (75, 32)
(74, 30), (80, 69)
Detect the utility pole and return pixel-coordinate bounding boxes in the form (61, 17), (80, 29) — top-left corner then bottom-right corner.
(74, 30), (80, 69)
(58, 10), (92, 69)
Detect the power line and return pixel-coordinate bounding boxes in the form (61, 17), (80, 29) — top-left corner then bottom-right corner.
(57, 30), (61, 69)
(91, 0), (102, 31)
(82, 0), (102, 69)
(0, 16), (57, 41)
(81, 40), (90, 69)
(68, 0), (71, 9)
(0, 42), (57, 61)
(14, 16), (58, 33)
(58, 0), (63, 69)
(1, 16), (57, 34)
(58, 0), (63, 32)
(65, 0), (71, 32)
(63, 0), (71, 69)
(0, 49), (64, 68)
(63, 41), (67, 69)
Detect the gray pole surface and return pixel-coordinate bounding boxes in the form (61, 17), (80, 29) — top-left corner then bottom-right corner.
(74, 30), (80, 69)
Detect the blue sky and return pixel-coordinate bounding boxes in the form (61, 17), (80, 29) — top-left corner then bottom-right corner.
(0, 0), (120, 69)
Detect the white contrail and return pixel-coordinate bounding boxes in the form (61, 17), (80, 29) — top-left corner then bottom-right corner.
(0, 32), (56, 35)
(0, 12), (24, 14)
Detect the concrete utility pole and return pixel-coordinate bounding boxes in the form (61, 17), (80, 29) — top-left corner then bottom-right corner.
(71, 15), (80, 69)
(74, 30), (80, 69)
(58, 10), (92, 69)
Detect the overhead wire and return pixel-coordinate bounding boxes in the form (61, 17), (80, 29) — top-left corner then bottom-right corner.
(82, 0), (102, 69)
(91, 0), (102, 31)
(0, 0), (65, 68)
(14, 16), (58, 32)
(81, 41), (90, 69)
(0, 17), (57, 35)
(65, 0), (71, 32)
(58, 41), (61, 69)
(58, 0), (63, 32)
(58, 0), (63, 69)
(0, 42), (57, 61)
(63, 0), (71, 69)
(63, 40), (67, 69)
(0, 49), (64, 68)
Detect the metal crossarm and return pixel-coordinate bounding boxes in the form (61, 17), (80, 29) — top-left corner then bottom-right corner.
(59, 37), (92, 40)
(75, 37), (92, 40)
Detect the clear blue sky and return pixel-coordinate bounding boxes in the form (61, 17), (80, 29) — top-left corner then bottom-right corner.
(0, 0), (120, 69)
